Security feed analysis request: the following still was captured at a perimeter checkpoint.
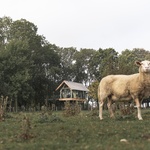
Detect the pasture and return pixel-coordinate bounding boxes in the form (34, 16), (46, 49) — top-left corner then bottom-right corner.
(0, 109), (150, 150)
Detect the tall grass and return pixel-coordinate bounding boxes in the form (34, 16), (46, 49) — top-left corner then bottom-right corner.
(0, 109), (150, 150)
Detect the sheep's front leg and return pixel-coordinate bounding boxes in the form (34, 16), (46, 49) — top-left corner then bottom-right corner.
(99, 101), (104, 120)
(135, 98), (143, 120)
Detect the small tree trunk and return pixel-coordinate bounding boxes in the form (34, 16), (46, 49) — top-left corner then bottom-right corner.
(15, 96), (18, 112)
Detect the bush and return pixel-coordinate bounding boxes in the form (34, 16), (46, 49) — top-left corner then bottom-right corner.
(63, 101), (81, 117)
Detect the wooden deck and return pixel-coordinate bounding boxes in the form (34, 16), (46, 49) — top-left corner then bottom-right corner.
(58, 98), (86, 102)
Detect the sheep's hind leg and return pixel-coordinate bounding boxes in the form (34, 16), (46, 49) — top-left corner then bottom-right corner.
(99, 101), (104, 120)
(107, 99), (115, 119)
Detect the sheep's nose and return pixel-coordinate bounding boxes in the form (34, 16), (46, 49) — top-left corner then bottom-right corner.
(144, 66), (150, 71)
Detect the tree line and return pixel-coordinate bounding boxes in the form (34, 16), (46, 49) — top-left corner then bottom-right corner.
(0, 16), (150, 109)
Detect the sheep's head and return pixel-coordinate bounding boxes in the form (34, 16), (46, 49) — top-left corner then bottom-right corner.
(135, 60), (150, 73)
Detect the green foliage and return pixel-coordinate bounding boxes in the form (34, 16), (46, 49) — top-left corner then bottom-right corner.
(90, 48), (118, 80)
(0, 16), (61, 107)
(55, 47), (78, 81)
(88, 80), (99, 100)
(118, 49), (135, 74)
(118, 48), (150, 74)
(36, 112), (64, 123)
(74, 48), (96, 84)
(37, 112), (49, 123)
(98, 48), (119, 78)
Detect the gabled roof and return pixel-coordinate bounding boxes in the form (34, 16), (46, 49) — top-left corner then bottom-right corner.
(56, 80), (89, 92)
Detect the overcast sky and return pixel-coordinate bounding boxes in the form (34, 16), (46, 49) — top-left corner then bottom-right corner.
(2, 0), (150, 53)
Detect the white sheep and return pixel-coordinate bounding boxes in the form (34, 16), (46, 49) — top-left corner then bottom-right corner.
(98, 60), (150, 120)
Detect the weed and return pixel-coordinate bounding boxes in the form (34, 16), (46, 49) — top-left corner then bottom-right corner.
(86, 108), (99, 118)
(18, 114), (34, 140)
(37, 112), (49, 123)
(50, 114), (64, 123)
(117, 102), (135, 118)
(63, 101), (81, 117)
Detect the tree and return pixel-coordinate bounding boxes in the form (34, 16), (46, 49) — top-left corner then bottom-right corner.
(74, 48), (97, 85)
(0, 16), (61, 108)
(118, 49), (136, 74)
(88, 80), (99, 101)
(55, 47), (77, 82)
(132, 48), (150, 60)
(0, 39), (33, 111)
(9, 18), (61, 105)
(118, 48), (150, 74)
(31, 43), (61, 104)
(0, 16), (12, 49)
(90, 48), (118, 80)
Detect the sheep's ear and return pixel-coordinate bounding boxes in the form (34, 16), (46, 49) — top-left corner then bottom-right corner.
(135, 61), (141, 66)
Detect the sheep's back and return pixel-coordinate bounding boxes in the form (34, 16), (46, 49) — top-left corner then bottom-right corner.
(100, 74), (138, 87)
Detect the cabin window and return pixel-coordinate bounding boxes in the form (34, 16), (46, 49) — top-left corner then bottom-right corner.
(61, 88), (71, 98)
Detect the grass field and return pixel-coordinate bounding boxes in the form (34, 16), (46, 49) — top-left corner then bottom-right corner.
(0, 109), (150, 150)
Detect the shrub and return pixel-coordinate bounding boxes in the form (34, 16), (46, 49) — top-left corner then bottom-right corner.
(63, 101), (81, 117)
(18, 114), (34, 140)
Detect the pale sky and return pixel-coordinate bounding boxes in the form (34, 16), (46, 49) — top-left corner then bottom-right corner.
(1, 0), (150, 53)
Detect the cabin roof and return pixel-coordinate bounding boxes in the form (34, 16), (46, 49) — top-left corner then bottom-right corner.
(56, 80), (89, 92)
